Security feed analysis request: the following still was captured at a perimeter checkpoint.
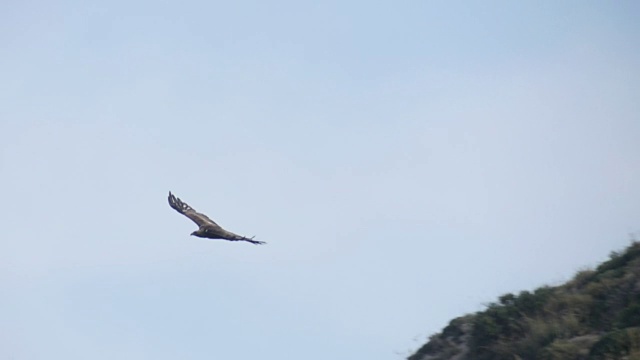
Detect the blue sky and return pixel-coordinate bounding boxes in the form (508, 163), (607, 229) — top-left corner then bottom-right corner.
(1, 1), (640, 359)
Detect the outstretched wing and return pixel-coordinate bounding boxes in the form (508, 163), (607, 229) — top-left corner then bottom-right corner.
(168, 192), (220, 228)
(214, 228), (266, 245)
(238, 237), (266, 245)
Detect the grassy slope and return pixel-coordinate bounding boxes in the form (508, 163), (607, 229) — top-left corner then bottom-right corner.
(408, 241), (640, 360)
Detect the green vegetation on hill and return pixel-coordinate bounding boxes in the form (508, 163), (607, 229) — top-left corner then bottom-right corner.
(408, 241), (640, 360)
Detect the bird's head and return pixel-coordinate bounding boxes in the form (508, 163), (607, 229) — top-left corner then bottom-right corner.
(190, 229), (206, 238)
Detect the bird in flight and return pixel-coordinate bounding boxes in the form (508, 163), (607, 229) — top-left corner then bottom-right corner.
(168, 192), (265, 245)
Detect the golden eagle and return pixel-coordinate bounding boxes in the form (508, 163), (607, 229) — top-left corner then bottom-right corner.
(168, 192), (265, 245)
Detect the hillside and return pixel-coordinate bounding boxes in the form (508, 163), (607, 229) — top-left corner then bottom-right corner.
(408, 241), (640, 360)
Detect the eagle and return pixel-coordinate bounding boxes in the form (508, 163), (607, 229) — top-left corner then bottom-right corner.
(168, 192), (265, 245)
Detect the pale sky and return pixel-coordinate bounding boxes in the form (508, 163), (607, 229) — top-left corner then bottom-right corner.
(1, 1), (640, 359)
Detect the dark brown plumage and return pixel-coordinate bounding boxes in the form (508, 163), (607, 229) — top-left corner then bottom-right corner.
(168, 192), (265, 245)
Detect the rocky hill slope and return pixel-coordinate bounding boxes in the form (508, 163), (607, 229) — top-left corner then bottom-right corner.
(408, 241), (640, 360)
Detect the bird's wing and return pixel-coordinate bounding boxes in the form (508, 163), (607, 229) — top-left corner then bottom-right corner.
(237, 237), (266, 245)
(168, 192), (220, 228)
(214, 227), (266, 245)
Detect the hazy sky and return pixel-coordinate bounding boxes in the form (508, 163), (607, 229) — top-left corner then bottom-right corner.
(2, 1), (639, 359)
